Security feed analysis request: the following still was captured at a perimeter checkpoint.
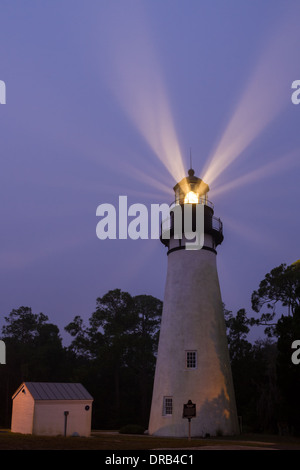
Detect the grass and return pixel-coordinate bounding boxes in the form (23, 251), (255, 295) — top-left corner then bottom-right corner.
(0, 429), (300, 450)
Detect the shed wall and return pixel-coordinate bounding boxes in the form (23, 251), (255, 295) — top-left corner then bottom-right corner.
(33, 400), (92, 436)
(11, 388), (35, 434)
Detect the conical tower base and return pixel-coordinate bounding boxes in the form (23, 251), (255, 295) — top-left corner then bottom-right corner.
(148, 248), (239, 437)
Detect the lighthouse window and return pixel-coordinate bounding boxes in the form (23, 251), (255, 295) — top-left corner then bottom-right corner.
(163, 397), (173, 415)
(186, 351), (197, 369)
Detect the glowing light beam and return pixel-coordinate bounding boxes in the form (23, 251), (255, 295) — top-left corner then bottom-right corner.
(100, 5), (185, 184)
(211, 149), (300, 199)
(202, 13), (299, 188)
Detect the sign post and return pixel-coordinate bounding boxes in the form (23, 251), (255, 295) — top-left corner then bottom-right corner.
(182, 400), (196, 440)
(64, 411), (69, 437)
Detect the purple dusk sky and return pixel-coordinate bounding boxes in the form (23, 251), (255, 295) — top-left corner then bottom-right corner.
(0, 1), (300, 343)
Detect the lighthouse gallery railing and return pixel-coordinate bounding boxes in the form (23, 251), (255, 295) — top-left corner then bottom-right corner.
(161, 200), (223, 236)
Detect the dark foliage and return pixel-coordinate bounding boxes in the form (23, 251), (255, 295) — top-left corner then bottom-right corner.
(0, 292), (162, 429)
(1, 263), (300, 434)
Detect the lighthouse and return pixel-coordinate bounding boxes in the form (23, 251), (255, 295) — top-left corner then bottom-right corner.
(148, 168), (239, 437)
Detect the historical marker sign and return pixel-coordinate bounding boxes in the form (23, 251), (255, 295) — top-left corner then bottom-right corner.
(183, 400), (196, 419)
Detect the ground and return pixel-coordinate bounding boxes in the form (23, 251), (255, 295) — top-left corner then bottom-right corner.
(0, 429), (300, 450)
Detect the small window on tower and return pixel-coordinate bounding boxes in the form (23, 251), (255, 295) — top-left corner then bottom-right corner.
(163, 396), (173, 416)
(186, 350), (197, 369)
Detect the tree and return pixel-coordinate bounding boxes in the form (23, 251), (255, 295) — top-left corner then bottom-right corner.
(1, 306), (64, 381)
(251, 261), (300, 336)
(225, 306), (252, 361)
(126, 294), (162, 425)
(251, 339), (279, 433)
(275, 306), (300, 434)
(224, 306), (281, 433)
(90, 289), (136, 420)
(65, 289), (162, 428)
(224, 306), (257, 430)
(0, 306), (66, 426)
(2, 307), (50, 343)
(251, 261), (300, 434)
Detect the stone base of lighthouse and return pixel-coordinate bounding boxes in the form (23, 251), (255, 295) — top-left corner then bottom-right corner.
(148, 244), (239, 437)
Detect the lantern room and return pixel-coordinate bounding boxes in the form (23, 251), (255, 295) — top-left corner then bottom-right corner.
(160, 168), (223, 249)
(173, 168), (210, 206)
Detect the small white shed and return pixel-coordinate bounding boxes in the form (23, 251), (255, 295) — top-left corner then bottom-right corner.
(11, 382), (93, 437)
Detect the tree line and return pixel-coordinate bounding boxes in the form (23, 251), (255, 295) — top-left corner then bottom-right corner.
(0, 261), (300, 434)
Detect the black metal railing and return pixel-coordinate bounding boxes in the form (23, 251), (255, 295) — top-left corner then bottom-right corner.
(212, 216), (223, 233)
(161, 214), (223, 235)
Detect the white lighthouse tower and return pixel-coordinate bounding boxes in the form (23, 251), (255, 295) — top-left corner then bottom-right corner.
(148, 168), (239, 437)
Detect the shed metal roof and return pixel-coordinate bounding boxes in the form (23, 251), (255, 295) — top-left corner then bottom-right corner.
(13, 382), (93, 401)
